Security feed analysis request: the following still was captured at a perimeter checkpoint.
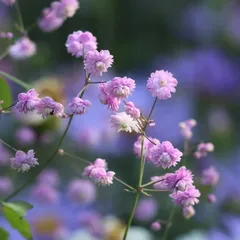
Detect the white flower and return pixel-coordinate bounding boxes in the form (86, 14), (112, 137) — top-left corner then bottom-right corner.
(110, 112), (140, 133)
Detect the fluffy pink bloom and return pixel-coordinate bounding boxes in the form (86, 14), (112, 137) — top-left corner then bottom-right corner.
(83, 158), (115, 186)
(147, 70), (178, 100)
(179, 119), (197, 140)
(15, 127), (36, 145)
(98, 82), (120, 112)
(37, 169), (60, 187)
(107, 77), (136, 99)
(194, 142), (215, 159)
(65, 31), (97, 57)
(135, 198), (157, 221)
(9, 37), (36, 60)
(67, 97), (92, 115)
(151, 175), (170, 191)
(133, 136), (160, 162)
(164, 166), (193, 191)
(170, 185), (200, 206)
(67, 179), (96, 203)
(38, 5), (64, 32)
(0, 177), (13, 195)
(1, 0), (15, 6)
(125, 101), (141, 118)
(201, 166), (219, 186)
(15, 89), (39, 113)
(183, 205), (195, 219)
(35, 97), (64, 118)
(110, 112), (140, 133)
(84, 50), (113, 76)
(10, 149), (38, 173)
(150, 141), (183, 169)
(31, 184), (59, 204)
(151, 221), (161, 231)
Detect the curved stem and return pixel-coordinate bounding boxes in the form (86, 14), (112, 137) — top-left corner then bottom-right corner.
(0, 48), (9, 62)
(122, 192), (140, 240)
(0, 71), (31, 90)
(15, 0), (25, 34)
(163, 207), (175, 240)
(0, 138), (17, 152)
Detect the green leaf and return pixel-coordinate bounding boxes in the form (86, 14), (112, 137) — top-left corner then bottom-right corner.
(0, 77), (12, 109)
(2, 205), (32, 239)
(1, 201), (33, 218)
(0, 227), (9, 240)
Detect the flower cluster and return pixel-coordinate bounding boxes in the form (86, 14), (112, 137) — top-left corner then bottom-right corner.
(15, 89), (65, 118)
(99, 77), (136, 112)
(38, 0), (79, 32)
(179, 119), (197, 140)
(9, 37), (37, 60)
(194, 142), (214, 159)
(83, 158), (115, 186)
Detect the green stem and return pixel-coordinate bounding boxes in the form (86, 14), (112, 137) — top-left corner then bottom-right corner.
(122, 192), (140, 240)
(15, 0), (25, 33)
(0, 138), (17, 152)
(144, 97), (158, 130)
(0, 48), (9, 61)
(163, 207), (175, 240)
(0, 71), (31, 90)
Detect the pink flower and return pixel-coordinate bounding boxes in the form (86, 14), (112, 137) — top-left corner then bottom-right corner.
(183, 205), (195, 219)
(9, 37), (36, 60)
(10, 149), (38, 173)
(179, 119), (197, 140)
(31, 184), (59, 204)
(84, 50), (114, 76)
(0, 177), (13, 195)
(208, 193), (217, 203)
(151, 221), (161, 231)
(1, 0), (15, 6)
(83, 158), (115, 186)
(0, 143), (11, 166)
(110, 112), (140, 133)
(164, 166), (193, 191)
(68, 179), (96, 203)
(125, 101), (141, 118)
(150, 141), (183, 169)
(37, 169), (60, 187)
(194, 142), (214, 159)
(38, 6), (64, 32)
(147, 70), (178, 100)
(107, 77), (136, 99)
(201, 166), (219, 186)
(135, 198), (158, 221)
(133, 136), (160, 162)
(170, 185), (200, 206)
(15, 89), (39, 113)
(98, 82), (120, 112)
(65, 31), (97, 57)
(0, 32), (14, 39)
(67, 97), (92, 115)
(35, 97), (64, 118)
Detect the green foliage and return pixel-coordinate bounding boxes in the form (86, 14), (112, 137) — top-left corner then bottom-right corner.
(0, 227), (9, 240)
(0, 77), (12, 109)
(1, 201), (33, 240)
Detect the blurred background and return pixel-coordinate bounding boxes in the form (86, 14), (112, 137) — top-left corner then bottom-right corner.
(1, 0), (240, 239)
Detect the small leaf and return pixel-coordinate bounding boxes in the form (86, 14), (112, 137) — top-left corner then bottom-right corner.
(2, 205), (32, 239)
(0, 227), (9, 240)
(0, 77), (12, 109)
(1, 201), (33, 218)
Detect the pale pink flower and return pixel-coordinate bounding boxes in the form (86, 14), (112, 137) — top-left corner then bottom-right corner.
(179, 119), (197, 140)
(201, 166), (219, 186)
(67, 97), (92, 115)
(194, 142), (215, 159)
(147, 70), (178, 100)
(125, 101), (141, 118)
(135, 198), (158, 221)
(151, 221), (161, 231)
(183, 205), (195, 219)
(150, 141), (183, 169)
